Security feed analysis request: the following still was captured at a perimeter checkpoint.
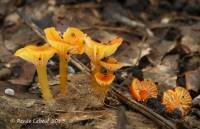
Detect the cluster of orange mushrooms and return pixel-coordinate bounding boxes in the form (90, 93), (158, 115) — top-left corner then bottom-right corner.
(130, 78), (192, 116)
(15, 27), (192, 117)
(15, 27), (123, 102)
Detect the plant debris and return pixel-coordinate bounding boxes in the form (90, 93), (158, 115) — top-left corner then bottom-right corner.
(0, 0), (200, 129)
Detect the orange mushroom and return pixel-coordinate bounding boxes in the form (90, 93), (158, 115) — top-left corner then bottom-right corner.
(162, 87), (192, 116)
(100, 57), (123, 72)
(44, 27), (85, 96)
(94, 71), (115, 95)
(95, 72), (115, 86)
(15, 44), (56, 102)
(130, 78), (158, 101)
(130, 78), (142, 101)
(84, 36), (122, 95)
(84, 36), (122, 65)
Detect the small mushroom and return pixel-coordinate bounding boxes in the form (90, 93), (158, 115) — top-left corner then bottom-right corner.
(84, 36), (122, 96)
(130, 78), (142, 101)
(100, 57), (123, 71)
(162, 86), (192, 116)
(15, 44), (56, 102)
(95, 72), (115, 86)
(44, 27), (85, 96)
(94, 71), (115, 96)
(84, 36), (122, 64)
(130, 78), (158, 101)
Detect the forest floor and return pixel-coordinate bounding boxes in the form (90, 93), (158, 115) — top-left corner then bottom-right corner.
(0, 0), (200, 129)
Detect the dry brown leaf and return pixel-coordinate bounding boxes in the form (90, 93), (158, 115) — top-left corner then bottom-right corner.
(180, 23), (200, 53)
(161, 54), (179, 72)
(3, 24), (39, 52)
(59, 110), (107, 124)
(192, 94), (200, 107)
(143, 65), (177, 89)
(147, 39), (176, 65)
(185, 67), (200, 92)
(9, 62), (36, 86)
(116, 41), (151, 66)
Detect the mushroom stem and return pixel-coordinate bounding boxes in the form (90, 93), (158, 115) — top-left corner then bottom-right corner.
(91, 64), (100, 94)
(59, 54), (68, 96)
(36, 64), (53, 101)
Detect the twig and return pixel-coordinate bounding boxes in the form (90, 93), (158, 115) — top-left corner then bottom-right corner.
(17, 10), (176, 129)
(113, 13), (145, 28)
(111, 13), (154, 37)
(70, 56), (90, 76)
(17, 9), (46, 40)
(82, 25), (134, 33)
(64, 2), (101, 9)
(111, 87), (177, 129)
(116, 106), (128, 129)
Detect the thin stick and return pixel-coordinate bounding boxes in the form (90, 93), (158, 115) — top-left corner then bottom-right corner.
(110, 13), (154, 37)
(17, 9), (46, 40)
(111, 87), (177, 129)
(17, 10), (176, 129)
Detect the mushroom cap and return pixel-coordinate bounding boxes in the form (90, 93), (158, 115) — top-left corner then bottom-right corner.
(84, 36), (122, 63)
(44, 27), (85, 54)
(100, 57), (123, 71)
(130, 78), (142, 101)
(63, 27), (85, 54)
(15, 44), (56, 66)
(94, 72), (115, 86)
(141, 79), (158, 99)
(103, 37), (123, 57)
(162, 86), (192, 115)
(130, 78), (158, 101)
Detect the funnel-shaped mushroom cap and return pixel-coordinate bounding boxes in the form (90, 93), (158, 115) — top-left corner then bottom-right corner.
(130, 78), (141, 100)
(84, 36), (123, 63)
(162, 87), (192, 115)
(130, 79), (158, 101)
(95, 72), (115, 86)
(63, 27), (85, 54)
(44, 27), (85, 54)
(15, 44), (56, 66)
(103, 37), (123, 57)
(141, 79), (158, 99)
(100, 57), (123, 71)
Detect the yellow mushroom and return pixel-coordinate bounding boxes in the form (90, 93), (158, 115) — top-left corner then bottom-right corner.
(44, 27), (85, 96)
(15, 44), (56, 102)
(162, 87), (192, 116)
(100, 57), (123, 72)
(84, 36), (122, 65)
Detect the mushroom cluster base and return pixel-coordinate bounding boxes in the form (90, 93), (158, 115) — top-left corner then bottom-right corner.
(0, 73), (158, 129)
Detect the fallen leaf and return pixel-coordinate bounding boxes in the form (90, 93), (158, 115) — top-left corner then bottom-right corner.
(180, 23), (200, 53)
(185, 67), (200, 92)
(192, 95), (200, 107)
(0, 68), (11, 80)
(87, 29), (117, 43)
(3, 24), (39, 52)
(161, 54), (179, 72)
(116, 41), (151, 66)
(59, 110), (107, 124)
(9, 62), (36, 86)
(0, 31), (13, 63)
(147, 39), (176, 65)
(143, 65), (177, 93)
(184, 55), (200, 71)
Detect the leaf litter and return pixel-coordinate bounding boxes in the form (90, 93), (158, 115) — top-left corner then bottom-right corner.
(0, 0), (200, 129)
